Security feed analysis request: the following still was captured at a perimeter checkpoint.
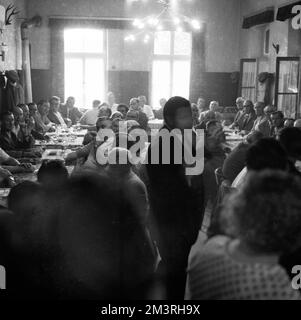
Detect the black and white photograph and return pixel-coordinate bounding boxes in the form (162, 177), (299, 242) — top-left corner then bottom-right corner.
(0, 0), (300, 309)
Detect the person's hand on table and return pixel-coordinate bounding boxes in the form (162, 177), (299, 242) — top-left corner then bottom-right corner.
(19, 163), (35, 173)
(239, 130), (248, 136)
(0, 167), (12, 179)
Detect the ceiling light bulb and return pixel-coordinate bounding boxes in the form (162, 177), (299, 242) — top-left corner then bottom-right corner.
(176, 26), (183, 32)
(133, 19), (140, 27)
(148, 17), (158, 26)
(138, 22), (145, 29)
(174, 17), (180, 25)
(157, 24), (163, 31)
(191, 19), (201, 30)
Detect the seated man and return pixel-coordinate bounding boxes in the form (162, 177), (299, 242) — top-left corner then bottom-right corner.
(251, 102), (271, 137)
(199, 101), (223, 124)
(65, 117), (112, 172)
(0, 146), (34, 174)
(270, 111), (284, 140)
(222, 131), (263, 183)
(0, 112), (40, 159)
(20, 103), (48, 141)
(60, 96), (83, 125)
(229, 97), (245, 130)
(117, 104), (129, 119)
(231, 138), (288, 188)
(138, 95), (155, 120)
(154, 98), (166, 120)
(35, 100), (56, 133)
(48, 96), (70, 127)
(239, 100), (256, 135)
(128, 98), (149, 131)
(80, 100), (101, 126)
(12, 107), (35, 147)
(191, 103), (200, 127)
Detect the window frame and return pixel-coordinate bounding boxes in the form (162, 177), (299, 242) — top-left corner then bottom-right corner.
(64, 28), (107, 108)
(239, 58), (258, 102)
(151, 31), (192, 107)
(275, 56), (300, 118)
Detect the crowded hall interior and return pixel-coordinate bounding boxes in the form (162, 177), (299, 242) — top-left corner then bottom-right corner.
(1, 0), (301, 301)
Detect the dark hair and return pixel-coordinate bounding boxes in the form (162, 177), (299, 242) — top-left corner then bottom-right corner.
(96, 116), (110, 131)
(28, 102), (37, 108)
(279, 127), (301, 159)
(98, 106), (112, 118)
(222, 170), (301, 253)
(0, 111), (13, 122)
(206, 120), (220, 130)
(37, 160), (68, 187)
(37, 99), (49, 107)
(49, 96), (60, 104)
(117, 104), (129, 113)
(271, 111), (284, 119)
(163, 96), (191, 129)
(93, 100), (101, 106)
(246, 138), (287, 171)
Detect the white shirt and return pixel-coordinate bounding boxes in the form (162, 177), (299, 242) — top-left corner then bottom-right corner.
(0, 148), (10, 164)
(54, 112), (67, 127)
(142, 105), (155, 120)
(110, 103), (119, 114)
(80, 108), (99, 126)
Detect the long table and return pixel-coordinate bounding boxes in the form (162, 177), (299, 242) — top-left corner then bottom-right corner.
(35, 128), (87, 149)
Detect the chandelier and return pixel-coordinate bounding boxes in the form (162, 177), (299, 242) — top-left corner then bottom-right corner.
(125, 0), (201, 42)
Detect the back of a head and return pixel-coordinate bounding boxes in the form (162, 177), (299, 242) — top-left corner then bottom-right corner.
(294, 119), (301, 128)
(163, 96), (191, 128)
(8, 181), (41, 216)
(37, 160), (68, 187)
(222, 170), (301, 253)
(56, 173), (155, 298)
(246, 138), (287, 171)
(93, 100), (101, 107)
(279, 127), (301, 160)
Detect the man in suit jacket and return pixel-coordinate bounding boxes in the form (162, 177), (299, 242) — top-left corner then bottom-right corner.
(48, 96), (69, 127)
(229, 97), (245, 130)
(59, 96), (83, 125)
(240, 100), (256, 135)
(251, 102), (271, 137)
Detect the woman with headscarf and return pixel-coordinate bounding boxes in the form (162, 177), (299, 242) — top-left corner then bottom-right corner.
(144, 96), (205, 299)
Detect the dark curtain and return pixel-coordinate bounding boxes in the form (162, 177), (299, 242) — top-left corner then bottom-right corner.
(189, 25), (206, 103)
(50, 26), (65, 100)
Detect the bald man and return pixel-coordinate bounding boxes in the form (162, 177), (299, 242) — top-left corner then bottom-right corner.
(294, 119), (301, 128)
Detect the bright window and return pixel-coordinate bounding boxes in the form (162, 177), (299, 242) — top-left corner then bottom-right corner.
(64, 28), (106, 108)
(152, 31), (192, 108)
